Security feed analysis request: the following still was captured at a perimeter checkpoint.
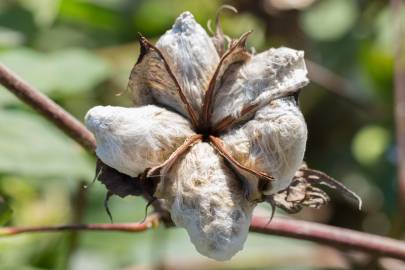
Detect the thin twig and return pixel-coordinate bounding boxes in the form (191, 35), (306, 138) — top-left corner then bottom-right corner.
(0, 64), (96, 152)
(1, 63), (405, 260)
(250, 216), (405, 261)
(0, 214), (159, 236)
(2, 215), (405, 261)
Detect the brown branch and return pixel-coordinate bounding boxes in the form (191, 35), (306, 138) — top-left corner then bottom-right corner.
(2, 215), (405, 261)
(0, 64), (96, 152)
(0, 214), (159, 236)
(250, 216), (405, 261)
(1, 63), (405, 260)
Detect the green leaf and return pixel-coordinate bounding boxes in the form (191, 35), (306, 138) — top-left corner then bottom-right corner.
(59, 0), (122, 31)
(17, 0), (61, 27)
(0, 48), (56, 94)
(359, 43), (393, 102)
(0, 47), (110, 105)
(48, 48), (110, 95)
(0, 109), (93, 179)
(0, 26), (25, 47)
(300, 0), (358, 41)
(133, 0), (218, 36)
(374, 7), (405, 53)
(0, 197), (12, 225)
(0, 5), (38, 42)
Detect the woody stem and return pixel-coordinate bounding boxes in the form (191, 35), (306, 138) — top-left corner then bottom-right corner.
(0, 214), (160, 236)
(0, 64), (96, 152)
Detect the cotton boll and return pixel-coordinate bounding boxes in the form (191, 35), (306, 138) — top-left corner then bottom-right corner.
(156, 11), (220, 114)
(155, 142), (255, 261)
(85, 105), (195, 177)
(221, 98), (307, 194)
(212, 47), (308, 126)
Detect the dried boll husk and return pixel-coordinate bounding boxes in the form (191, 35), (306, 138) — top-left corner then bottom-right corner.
(155, 142), (255, 261)
(85, 105), (195, 177)
(221, 97), (307, 194)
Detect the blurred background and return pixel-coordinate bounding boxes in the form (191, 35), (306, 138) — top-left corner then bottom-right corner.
(0, 0), (403, 269)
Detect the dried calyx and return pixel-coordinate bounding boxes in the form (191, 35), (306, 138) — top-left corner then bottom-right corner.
(85, 10), (361, 261)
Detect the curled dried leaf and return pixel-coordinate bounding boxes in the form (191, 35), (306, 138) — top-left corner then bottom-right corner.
(211, 5), (238, 56)
(297, 166), (362, 210)
(266, 165), (361, 213)
(268, 181), (330, 214)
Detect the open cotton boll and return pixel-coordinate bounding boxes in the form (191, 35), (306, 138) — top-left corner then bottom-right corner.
(155, 142), (255, 261)
(85, 105), (195, 177)
(211, 47), (308, 126)
(221, 98), (307, 194)
(156, 11), (220, 115)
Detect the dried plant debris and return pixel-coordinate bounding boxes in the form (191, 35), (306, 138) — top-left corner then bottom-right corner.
(84, 10), (361, 261)
(95, 159), (156, 199)
(267, 165), (362, 213)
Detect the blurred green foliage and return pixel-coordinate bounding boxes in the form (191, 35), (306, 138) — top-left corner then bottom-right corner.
(0, 0), (402, 269)
(0, 196), (12, 225)
(300, 0), (358, 41)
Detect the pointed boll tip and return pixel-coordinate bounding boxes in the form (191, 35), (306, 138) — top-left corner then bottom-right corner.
(85, 105), (107, 122)
(172, 11), (198, 33)
(85, 106), (103, 133)
(176, 11), (195, 22)
(84, 105), (114, 134)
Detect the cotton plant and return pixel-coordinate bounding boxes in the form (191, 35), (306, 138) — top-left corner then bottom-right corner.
(85, 11), (361, 261)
